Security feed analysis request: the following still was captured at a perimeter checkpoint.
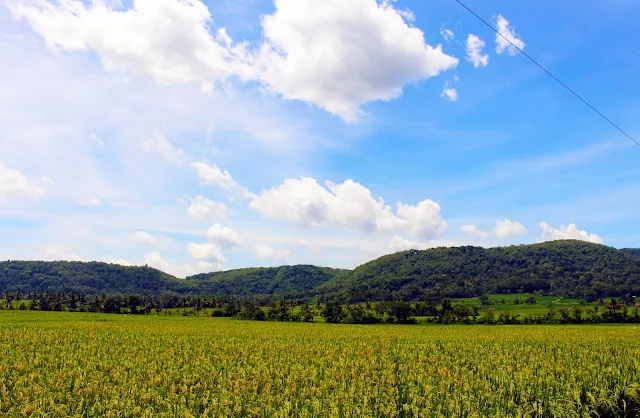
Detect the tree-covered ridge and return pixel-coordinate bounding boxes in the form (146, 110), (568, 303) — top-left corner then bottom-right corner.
(2, 241), (640, 300)
(621, 248), (640, 258)
(0, 261), (196, 295)
(318, 240), (640, 302)
(186, 265), (344, 298)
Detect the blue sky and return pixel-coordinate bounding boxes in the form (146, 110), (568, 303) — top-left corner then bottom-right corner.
(0, 0), (638, 276)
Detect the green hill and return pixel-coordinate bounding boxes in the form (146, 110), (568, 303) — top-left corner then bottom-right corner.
(621, 248), (640, 258)
(2, 241), (639, 301)
(0, 261), (196, 295)
(317, 240), (640, 302)
(186, 265), (344, 298)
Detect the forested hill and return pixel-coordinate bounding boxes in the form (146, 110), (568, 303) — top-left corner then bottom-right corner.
(0, 261), (194, 295)
(186, 265), (343, 298)
(621, 249), (640, 258)
(2, 241), (640, 300)
(0, 261), (342, 297)
(317, 240), (640, 302)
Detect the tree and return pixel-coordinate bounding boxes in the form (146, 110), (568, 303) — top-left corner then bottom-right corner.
(322, 300), (345, 324)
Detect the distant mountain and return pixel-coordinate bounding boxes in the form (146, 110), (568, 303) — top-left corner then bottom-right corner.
(2, 241), (640, 301)
(317, 240), (640, 302)
(621, 249), (640, 258)
(186, 265), (344, 298)
(0, 261), (195, 295)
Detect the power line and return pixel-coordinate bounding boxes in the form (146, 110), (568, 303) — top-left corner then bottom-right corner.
(452, 0), (640, 148)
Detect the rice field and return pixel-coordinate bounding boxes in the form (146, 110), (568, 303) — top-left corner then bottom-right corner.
(1, 311), (639, 417)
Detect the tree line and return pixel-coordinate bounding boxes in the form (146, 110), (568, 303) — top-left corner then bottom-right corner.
(4, 291), (640, 325)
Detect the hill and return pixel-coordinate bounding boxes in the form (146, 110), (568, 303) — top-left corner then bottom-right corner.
(621, 248), (640, 258)
(2, 241), (640, 301)
(317, 240), (640, 302)
(186, 265), (343, 298)
(0, 261), (196, 295)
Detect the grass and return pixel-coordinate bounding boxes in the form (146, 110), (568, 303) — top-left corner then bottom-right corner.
(2, 310), (640, 417)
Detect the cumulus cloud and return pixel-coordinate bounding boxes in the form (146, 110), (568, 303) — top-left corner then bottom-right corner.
(9, 0), (458, 121)
(461, 224), (490, 238)
(440, 28), (454, 41)
(8, 0), (252, 84)
(187, 195), (227, 220)
(77, 196), (102, 207)
(190, 162), (254, 200)
(45, 246), (84, 261)
(495, 15), (525, 55)
(256, 0), (458, 120)
(144, 251), (222, 277)
(250, 177), (446, 240)
(296, 238), (321, 253)
(0, 162), (45, 200)
(387, 236), (429, 252)
(142, 133), (185, 165)
(129, 231), (157, 245)
(440, 83), (458, 101)
(537, 222), (603, 244)
(186, 242), (227, 262)
(254, 244), (290, 265)
(493, 219), (527, 237)
(206, 223), (241, 248)
(465, 34), (489, 68)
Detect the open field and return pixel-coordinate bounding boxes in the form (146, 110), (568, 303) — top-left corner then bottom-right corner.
(2, 311), (640, 417)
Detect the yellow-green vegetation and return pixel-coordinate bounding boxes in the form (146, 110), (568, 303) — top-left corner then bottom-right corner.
(1, 311), (640, 417)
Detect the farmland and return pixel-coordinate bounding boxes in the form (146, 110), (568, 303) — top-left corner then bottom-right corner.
(2, 311), (640, 417)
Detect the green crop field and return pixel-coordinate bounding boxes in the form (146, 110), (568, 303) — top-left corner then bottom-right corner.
(1, 311), (640, 417)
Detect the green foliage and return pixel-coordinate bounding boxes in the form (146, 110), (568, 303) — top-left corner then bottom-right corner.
(187, 265), (343, 298)
(0, 261), (194, 295)
(621, 248), (640, 258)
(319, 240), (640, 302)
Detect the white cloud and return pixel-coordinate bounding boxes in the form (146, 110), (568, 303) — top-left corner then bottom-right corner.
(250, 177), (446, 240)
(537, 222), (603, 244)
(296, 238), (321, 253)
(8, 0), (252, 84)
(387, 236), (429, 252)
(493, 219), (527, 237)
(0, 162), (45, 199)
(77, 196), (102, 207)
(206, 223), (242, 248)
(143, 251), (222, 278)
(191, 161), (254, 200)
(440, 83), (458, 101)
(495, 15), (525, 56)
(45, 246), (84, 261)
(187, 242), (227, 262)
(440, 28), (454, 41)
(129, 231), (156, 245)
(465, 34), (489, 68)
(256, 0), (458, 121)
(461, 224), (489, 238)
(187, 195), (228, 220)
(396, 200), (447, 241)
(253, 244), (290, 265)
(102, 257), (134, 266)
(90, 133), (104, 147)
(142, 132), (184, 165)
(10, 0), (458, 121)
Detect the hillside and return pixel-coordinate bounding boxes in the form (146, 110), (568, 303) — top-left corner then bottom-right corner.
(186, 265), (343, 298)
(0, 261), (196, 295)
(621, 248), (640, 258)
(2, 241), (640, 301)
(318, 240), (640, 302)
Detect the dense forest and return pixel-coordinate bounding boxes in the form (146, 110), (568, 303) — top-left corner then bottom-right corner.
(2, 241), (640, 301)
(187, 265), (343, 298)
(621, 248), (640, 258)
(318, 241), (640, 302)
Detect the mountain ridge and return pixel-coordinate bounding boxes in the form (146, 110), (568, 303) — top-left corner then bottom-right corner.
(2, 240), (639, 300)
